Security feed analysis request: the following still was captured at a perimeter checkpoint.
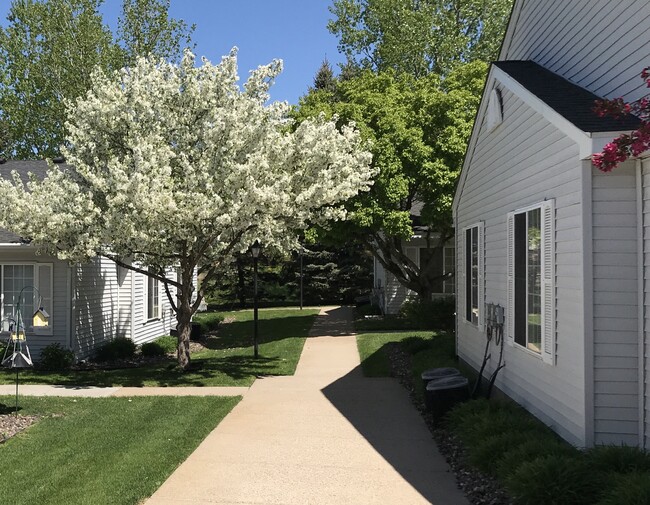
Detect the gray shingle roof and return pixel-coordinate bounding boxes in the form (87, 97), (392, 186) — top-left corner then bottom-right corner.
(0, 159), (65, 244)
(494, 60), (642, 132)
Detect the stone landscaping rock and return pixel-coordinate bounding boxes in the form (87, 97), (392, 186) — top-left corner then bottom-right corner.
(0, 413), (39, 443)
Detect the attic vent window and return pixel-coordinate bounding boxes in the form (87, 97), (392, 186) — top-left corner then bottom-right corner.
(486, 88), (503, 131)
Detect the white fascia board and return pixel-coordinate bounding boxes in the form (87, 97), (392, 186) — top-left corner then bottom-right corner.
(453, 66), (497, 216)
(498, 0), (524, 60)
(0, 243), (30, 247)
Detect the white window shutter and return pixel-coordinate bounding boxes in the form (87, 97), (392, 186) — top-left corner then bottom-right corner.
(541, 200), (556, 365)
(35, 263), (53, 333)
(458, 230), (465, 321)
(477, 222), (485, 331)
(506, 213), (515, 345)
(405, 247), (417, 299)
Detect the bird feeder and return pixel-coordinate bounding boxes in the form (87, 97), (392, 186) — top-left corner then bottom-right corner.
(32, 307), (50, 327)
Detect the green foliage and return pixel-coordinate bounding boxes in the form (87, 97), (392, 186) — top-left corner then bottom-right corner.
(495, 439), (579, 481)
(400, 335), (434, 355)
(328, 0), (513, 76)
(597, 473), (650, 505)
(0, 0), (194, 158)
(117, 0), (195, 65)
(506, 455), (605, 505)
(399, 297), (455, 330)
(193, 312), (225, 332)
(38, 343), (74, 371)
(295, 63), (486, 298)
(140, 335), (177, 357)
(94, 337), (136, 362)
(586, 445), (650, 474)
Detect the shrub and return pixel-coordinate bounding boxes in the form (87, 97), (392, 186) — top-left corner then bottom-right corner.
(506, 454), (605, 505)
(586, 445), (650, 474)
(468, 431), (541, 475)
(94, 337), (136, 362)
(399, 296), (455, 330)
(495, 439), (579, 481)
(141, 335), (177, 357)
(401, 335), (433, 355)
(38, 343), (74, 370)
(597, 472), (650, 505)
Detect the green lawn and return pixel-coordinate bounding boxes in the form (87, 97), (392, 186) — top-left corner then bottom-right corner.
(0, 308), (319, 387)
(0, 395), (239, 505)
(356, 330), (474, 399)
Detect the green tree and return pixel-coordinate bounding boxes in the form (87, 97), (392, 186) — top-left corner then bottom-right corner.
(0, 0), (118, 159)
(117, 0), (195, 65)
(328, 0), (512, 76)
(0, 0), (194, 159)
(294, 62), (486, 299)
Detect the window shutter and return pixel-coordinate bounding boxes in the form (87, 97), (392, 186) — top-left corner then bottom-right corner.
(35, 263), (53, 333)
(541, 200), (556, 365)
(506, 213), (515, 345)
(458, 231), (465, 320)
(477, 222), (485, 331)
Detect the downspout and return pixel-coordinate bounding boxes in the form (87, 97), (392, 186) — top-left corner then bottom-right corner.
(636, 159), (645, 449)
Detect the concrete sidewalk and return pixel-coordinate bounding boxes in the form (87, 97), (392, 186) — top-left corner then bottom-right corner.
(145, 306), (468, 505)
(0, 384), (248, 397)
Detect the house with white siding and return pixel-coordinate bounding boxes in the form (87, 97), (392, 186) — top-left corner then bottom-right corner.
(373, 232), (455, 314)
(454, 0), (650, 448)
(0, 160), (176, 360)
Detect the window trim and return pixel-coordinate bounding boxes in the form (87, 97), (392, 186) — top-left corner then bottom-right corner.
(506, 200), (555, 365)
(0, 262), (54, 336)
(145, 271), (160, 321)
(418, 243), (456, 296)
(461, 222), (484, 329)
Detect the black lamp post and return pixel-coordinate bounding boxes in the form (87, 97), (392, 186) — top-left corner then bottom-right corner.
(250, 240), (261, 358)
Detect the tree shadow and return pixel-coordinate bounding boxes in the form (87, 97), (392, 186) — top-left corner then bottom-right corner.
(202, 312), (319, 350)
(321, 365), (464, 504)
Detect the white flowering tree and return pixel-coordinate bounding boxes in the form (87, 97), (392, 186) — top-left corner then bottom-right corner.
(0, 50), (374, 369)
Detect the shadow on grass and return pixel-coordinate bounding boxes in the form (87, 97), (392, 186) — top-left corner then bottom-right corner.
(202, 313), (318, 350)
(0, 354), (285, 388)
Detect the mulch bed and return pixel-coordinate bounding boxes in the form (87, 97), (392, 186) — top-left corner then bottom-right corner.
(0, 413), (40, 444)
(384, 342), (513, 505)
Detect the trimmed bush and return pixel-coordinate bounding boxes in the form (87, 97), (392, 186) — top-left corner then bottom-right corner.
(597, 472), (650, 505)
(94, 337), (136, 362)
(506, 454), (605, 505)
(401, 335), (433, 355)
(586, 445), (650, 474)
(38, 343), (74, 370)
(399, 296), (455, 330)
(468, 431), (542, 475)
(141, 335), (177, 357)
(495, 439), (579, 481)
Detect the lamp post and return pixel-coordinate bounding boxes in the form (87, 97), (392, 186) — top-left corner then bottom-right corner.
(250, 241), (261, 358)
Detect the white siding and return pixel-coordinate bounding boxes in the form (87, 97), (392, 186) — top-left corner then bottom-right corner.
(504, 0), (650, 102)
(592, 161), (640, 446)
(0, 248), (71, 360)
(456, 84), (587, 446)
(74, 257), (118, 359)
(131, 267), (176, 345)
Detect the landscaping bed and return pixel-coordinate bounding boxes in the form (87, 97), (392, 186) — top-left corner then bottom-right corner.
(367, 331), (650, 505)
(0, 412), (40, 443)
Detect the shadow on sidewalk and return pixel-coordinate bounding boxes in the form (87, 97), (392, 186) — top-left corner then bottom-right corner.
(321, 365), (464, 505)
(308, 306), (356, 337)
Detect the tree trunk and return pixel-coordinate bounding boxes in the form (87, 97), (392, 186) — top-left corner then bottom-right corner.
(236, 256), (246, 309)
(175, 262), (195, 370)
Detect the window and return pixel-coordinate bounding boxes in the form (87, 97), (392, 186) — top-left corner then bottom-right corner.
(0, 263), (52, 333)
(462, 223), (484, 327)
(419, 244), (455, 296)
(507, 201), (555, 364)
(147, 272), (160, 320)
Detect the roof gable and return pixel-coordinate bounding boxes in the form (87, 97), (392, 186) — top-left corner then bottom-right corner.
(493, 61), (641, 133)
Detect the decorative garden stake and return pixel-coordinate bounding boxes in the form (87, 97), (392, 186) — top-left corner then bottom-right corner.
(1, 286), (48, 414)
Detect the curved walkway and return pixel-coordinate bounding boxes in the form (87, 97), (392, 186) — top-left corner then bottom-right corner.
(145, 306), (468, 505)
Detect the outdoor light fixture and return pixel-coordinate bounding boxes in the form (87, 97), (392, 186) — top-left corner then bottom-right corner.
(250, 241), (262, 358)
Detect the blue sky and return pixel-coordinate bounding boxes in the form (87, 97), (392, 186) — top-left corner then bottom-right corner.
(0, 0), (345, 104)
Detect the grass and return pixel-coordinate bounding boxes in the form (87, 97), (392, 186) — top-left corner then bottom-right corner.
(0, 395), (239, 505)
(0, 308), (319, 387)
